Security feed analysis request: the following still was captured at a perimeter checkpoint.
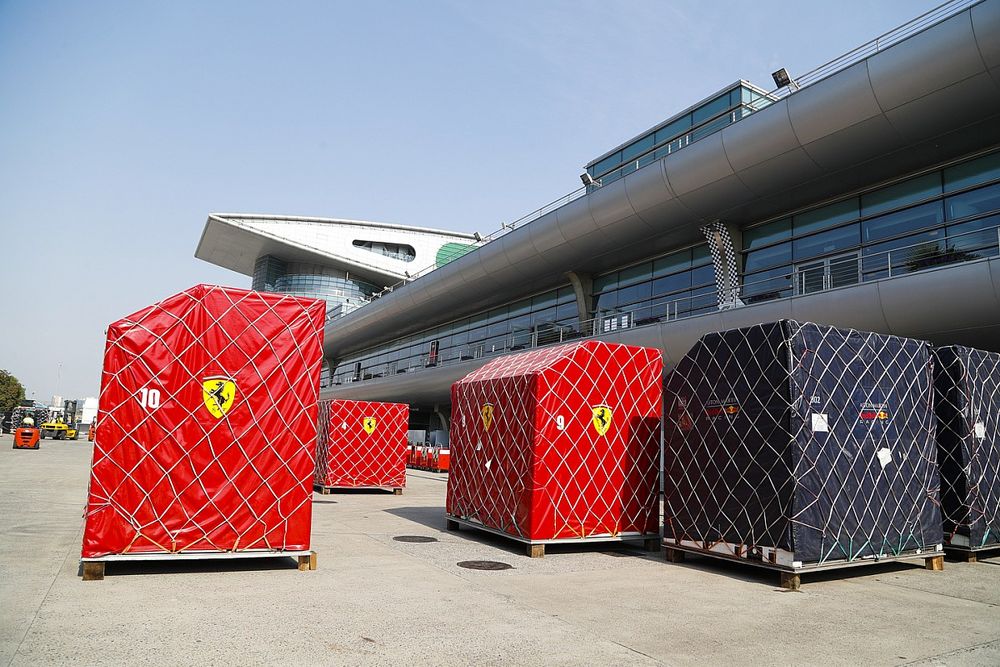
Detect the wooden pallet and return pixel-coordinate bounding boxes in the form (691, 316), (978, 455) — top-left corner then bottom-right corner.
(662, 544), (943, 590)
(80, 550), (318, 581)
(946, 546), (1000, 563)
(446, 516), (659, 559)
(315, 485), (402, 495)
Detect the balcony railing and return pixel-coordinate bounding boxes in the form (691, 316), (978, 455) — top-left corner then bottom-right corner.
(327, 223), (999, 386)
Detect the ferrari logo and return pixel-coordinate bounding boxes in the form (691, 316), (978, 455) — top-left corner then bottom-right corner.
(591, 405), (612, 436)
(481, 403), (494, 431)
(202, 377), (236, 419)
(362, 417), (377, 435)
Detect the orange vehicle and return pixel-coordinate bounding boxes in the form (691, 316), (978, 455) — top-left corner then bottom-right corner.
(13, 426), (40, 450)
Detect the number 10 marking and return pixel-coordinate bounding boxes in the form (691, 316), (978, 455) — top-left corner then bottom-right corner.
(138, 387), (161, 409)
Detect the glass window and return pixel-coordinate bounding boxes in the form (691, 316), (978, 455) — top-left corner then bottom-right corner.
(744, 241), (791, 273)
(621, 135), (654, 163)
(591, 152), (622, 178)
(862, 201), (944, 243)
(593, 271), (618, 293)
(862, 228), (944, 276)
(691, 264), (715, 287)
(618, 262), (652, 287)
(944, 152), (1000, 192)
(947, 213), (1000, 258)
(945, 182), (1000, 221)
(691, 244), (712, 267)
(743, 218), (791, 250)
(742, 267), (792, 304)
(652, 271), (692, 297)
(692, 93), (731, 125)
(594, 291), (617, 313)
(508, 298), (531, 318)
(793, 199), (859, 236)
(861, 173), (942, 217)
(555, 301), (578, 321)
(652, 249), (692, 276)
(654, 116), (691, 145)
(616, 281), (652, 308)
(793, 224), (861, 260)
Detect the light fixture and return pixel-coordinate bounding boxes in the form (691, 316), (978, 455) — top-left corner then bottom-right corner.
(473, 231), (483, 242)
(771, 67), (797, 89)
(580, 172), (601, 187)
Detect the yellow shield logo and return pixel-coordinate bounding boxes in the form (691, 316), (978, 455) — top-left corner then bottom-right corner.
(481, 403), (494, 431)
(591, 405), (612, 436)
(202, 377), (236, 419)
(362, 416), (377, 435)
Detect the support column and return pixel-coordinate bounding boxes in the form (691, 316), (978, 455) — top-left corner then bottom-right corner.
(565, 271), (594, 335)
(701, 221), (744, 310)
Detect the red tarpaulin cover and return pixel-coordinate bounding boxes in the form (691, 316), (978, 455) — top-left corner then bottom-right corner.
(82, 285), (326, 558)
(447, 340), (663, 542)
(314, 400), (409, 490)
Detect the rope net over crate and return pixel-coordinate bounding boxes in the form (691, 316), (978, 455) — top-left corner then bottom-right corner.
(664, 320), (941, 566)
(447, 340), (663, 542)
(314, 400), (409, 489)
(933, 346), (1000, 550)
(82, 285), (326, 559)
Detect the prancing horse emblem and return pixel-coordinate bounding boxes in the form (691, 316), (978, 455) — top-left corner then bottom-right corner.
(591, 405), (612, 436)
(202, 376), (236, 419)
(363, 416), (377, 435)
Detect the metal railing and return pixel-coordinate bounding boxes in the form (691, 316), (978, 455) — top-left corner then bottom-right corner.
(329, 223), (999, 385)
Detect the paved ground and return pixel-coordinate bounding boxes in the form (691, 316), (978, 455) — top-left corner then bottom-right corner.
(2, 434), (999, 666)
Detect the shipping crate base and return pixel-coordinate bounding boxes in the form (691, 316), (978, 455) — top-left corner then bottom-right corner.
(944, 545), (1000, 563)
(662, 539), (943, 589)
(79, 549), (317, 581)
(315, 484), (403, 495)
(447, 515), (660, 558)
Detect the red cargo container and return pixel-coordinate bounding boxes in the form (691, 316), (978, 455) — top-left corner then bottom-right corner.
(446, 340), (663, 557)
(80, 285), (325, 577)
(315, 399), (409, 493)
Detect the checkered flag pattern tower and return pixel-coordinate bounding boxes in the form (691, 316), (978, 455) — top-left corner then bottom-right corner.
(314, 400), (409, 491)
(664, 320), (942, 569)
(932, 346), (1000, 551)
(447, 340), (663, 544)
(82, 285), (326, 559)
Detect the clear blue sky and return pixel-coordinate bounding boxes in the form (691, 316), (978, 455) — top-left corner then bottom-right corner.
(0, 0), (937, 402)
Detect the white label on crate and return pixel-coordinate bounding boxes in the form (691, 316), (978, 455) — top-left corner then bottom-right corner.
(475, 441), (482, 451)
(485, 459), (492, 470)
(811, 413), (829, 433)
(341, 422), (348, 430)
(877, 447), (892, 469)
(974, 421), (986, 439)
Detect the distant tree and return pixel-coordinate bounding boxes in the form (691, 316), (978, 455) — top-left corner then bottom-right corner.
(0, 369), (25, 414)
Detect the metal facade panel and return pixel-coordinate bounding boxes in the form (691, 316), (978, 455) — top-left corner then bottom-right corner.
(588, 178), (638, 230)
(868, 11), (985, 112)
(722, 99), (800, 171)
(447, 341), (663, 541)
(730, 148), (824, 197)
(315, 400), (409, 489)
(663, 133), (735, 196)
(786, 61), (882, 145)
(798, 114), (904, 170)
(884, 73), (1000, 141)
(973, 0), (1000, 70)
(877, 261), (999, 336)
(82, 285), (326, 559)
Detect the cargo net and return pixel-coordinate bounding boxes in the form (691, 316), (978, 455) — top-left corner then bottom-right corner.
(314, 401), (407, 489)
(449, 341), (661, 541)
(665, 320), (941, 565)
(84, 286), (324, 557)
(933, 346), (1000, 549)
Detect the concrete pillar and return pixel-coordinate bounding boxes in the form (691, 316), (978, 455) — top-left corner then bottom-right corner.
(565, 271), (594, 333)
